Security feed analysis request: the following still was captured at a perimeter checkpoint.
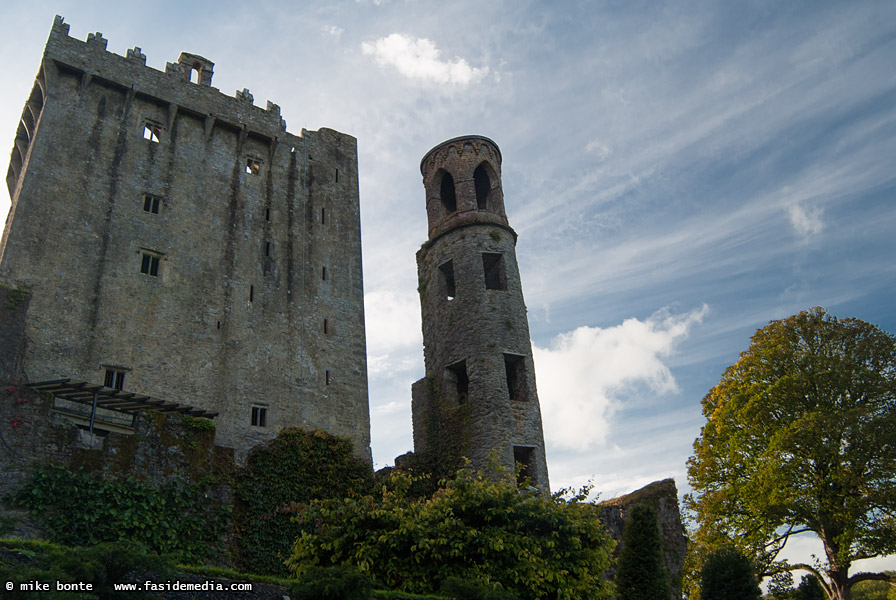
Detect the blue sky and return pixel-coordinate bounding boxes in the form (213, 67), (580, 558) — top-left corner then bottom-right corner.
(3, 0), (895, 578)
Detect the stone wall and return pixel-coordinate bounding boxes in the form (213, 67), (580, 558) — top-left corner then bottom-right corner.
(1, 16), (369, 462)
(599, 478), (688, 597)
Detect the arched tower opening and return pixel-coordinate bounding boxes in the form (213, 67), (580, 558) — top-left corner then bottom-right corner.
(439, 170), (457, 214)
(474, 163), (490, 210)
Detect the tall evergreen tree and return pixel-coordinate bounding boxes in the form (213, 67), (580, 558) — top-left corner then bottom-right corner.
(700, 547), (762, 600)
(615, 504), (671, 600)
(794, 574), (826, 600)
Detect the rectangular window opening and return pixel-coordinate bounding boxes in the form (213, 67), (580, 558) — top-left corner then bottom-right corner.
(446, 360), (469, 405)
(265, 242), (270, 257)
(265, 208), (270, 221)
(249, 285), (254, 302)
(321, 207), (326, 224)
(251, 406), (267, 427)
(335, 168), (339, 182)
(143, 194), (160, 214)
(325, 370), (331, 385)
(322, 266), (327, 281)
(504, 354), (528, 402)
(323, 318), (328, 334)
(439, 260), (456, 300)
(140, 251), (160, 277)
(246, 158), (261, 176)
(482, 253), (507, 290)
(143, 122), (161, 143)
(104, 369), (126, 391)
(513, 446), (535, 486)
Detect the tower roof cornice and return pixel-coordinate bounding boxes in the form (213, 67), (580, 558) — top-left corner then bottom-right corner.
(420, 135), (501, 173)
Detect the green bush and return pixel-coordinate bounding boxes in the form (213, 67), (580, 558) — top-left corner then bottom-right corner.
(7, 464), (229, 563)
(700, 547), (762, 600)
(439, 576), (519, 599)
(234, 427), (374, 575)
(615, 504), (671, 600)
(287, 467), (615, 600)
(289, 565), (374, 600)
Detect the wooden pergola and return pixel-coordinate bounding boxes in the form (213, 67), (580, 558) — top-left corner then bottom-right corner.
(28, 378), (218, 434)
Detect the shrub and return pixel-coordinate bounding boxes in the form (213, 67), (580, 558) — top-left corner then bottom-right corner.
(700, 547), (762, 600)
(287, 467), (615, 600)
(289, 565), (374, 600)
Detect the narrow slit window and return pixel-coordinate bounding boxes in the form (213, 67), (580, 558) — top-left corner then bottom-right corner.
(143, 122), (161, 142)
(265, 208), (270, 221)
(482, 253), (507, 290)
(325, 370), (331, 385)
(140, 251), (160, 277)
(251, 405), (267, 427)
(246, 158), (261, 176)
(323, 318), (328, 334)
(249, 285), (254, 302)
(216, 320), (221, 329)
(143, 194), (160, 214)
(335, 168), (339, 182)
(446, 360), (469, 405)
(439, 260), (456, 300)
(265, 242), (270, 257)
(322, 266), (327, 281)
(104, 369), (125, 391)
(321, 207), (326, 224)
(504, 354), (528, 402)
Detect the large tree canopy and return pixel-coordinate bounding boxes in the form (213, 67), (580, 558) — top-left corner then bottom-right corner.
(686, 308), (896, 600)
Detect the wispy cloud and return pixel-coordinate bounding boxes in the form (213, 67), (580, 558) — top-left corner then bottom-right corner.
(534, 305), (709, 452)
(321, 25), (344, 38)
(361, 34), (488, 85)
(787, 202), (823, 241)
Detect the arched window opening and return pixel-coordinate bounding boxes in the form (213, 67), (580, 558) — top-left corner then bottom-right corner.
(474, 163), (491, 210)
(439, 171), (457, 214)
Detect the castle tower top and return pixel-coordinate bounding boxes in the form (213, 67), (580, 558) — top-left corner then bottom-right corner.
(419, 135), (509, 241)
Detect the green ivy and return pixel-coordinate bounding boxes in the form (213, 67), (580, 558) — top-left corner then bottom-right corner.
(180, 414), (216, 431)
(233, 427), (374, 576)
(6, 464), (230, 563)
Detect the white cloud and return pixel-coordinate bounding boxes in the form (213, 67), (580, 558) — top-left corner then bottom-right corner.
(788, 202), (823, 241)
(361, 33), (488, 85)
(534, 305), (709, 452)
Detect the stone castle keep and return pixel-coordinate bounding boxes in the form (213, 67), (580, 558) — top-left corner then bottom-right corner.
(1, 16), (369, 460)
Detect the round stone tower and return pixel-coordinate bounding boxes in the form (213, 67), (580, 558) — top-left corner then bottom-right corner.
(410, 135), (550, 490)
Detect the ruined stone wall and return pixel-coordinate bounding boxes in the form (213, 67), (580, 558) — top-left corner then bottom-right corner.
(0, 17), (369, 461)
(599, 478), (688, 597)
(412, 136), (549, 490)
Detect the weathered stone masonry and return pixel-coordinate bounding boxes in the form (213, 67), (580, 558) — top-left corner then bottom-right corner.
(411, 136), (550, 490)
(1, 16), (370, 460)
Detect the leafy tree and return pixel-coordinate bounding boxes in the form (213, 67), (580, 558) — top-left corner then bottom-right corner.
(794, 574), (826, 600)
(616, 504), (671, 600)
(700, 547), (762, 600)
(286, 467), (615, 600)
(686, 308), (896, 600)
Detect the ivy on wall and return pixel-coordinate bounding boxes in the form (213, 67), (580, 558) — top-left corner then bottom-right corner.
(7, 464), (230, 563)
(233, 427), (374, 576)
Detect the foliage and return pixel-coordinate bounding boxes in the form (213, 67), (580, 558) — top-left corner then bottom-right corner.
(616, 504), (671, 600)
(6, 463), (229, 563)
(234, 427), (374, 576)
(793, 574), (826, 600)
(686, 308), (896, 599)
(851, 571), (896, 600)
(0, 538), (173, 600)
(287, 467), (615, 600)
(180, 414), (215, 431)
(289, 565), (374, 600)
(700, 547), (762, 600)
(439, 575), (519, 599)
